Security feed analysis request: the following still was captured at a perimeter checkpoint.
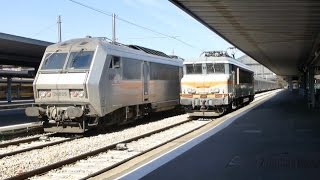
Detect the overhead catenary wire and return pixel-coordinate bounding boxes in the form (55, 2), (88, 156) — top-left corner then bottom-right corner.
(69, 0), (113, 16)
(126, 36), (179, 40)
(127, 36), (167, 40)
(68, 0), (202, 51)
(31, 23), (57, 38)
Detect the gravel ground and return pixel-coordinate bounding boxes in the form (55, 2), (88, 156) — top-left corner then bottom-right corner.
(0, 136), (68, 154)
(0, 114), (190, 179)
(32, 120), (208, 180)
(0, 133), (54, 145)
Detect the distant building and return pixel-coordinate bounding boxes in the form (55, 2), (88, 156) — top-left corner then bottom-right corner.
(237, 55), (276, 81)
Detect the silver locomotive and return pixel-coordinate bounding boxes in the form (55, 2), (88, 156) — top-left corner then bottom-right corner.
(26, 37), (183, 133)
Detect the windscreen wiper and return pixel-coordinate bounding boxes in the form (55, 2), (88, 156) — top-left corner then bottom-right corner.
(71, 48), (84, 63)
(43, 49), (60, 64)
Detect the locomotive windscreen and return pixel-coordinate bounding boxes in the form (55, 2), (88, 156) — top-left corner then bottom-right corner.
(206, 63), (226, 74)
(41, 53), (68, 70)
(67, 51), (94, 70)
(185, 64), (202, 74)
(40, 51), (94, 71)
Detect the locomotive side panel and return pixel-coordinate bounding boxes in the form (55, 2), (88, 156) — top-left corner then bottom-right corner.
(107, 56), (143, 111)
(87, 45), (109, 116)
(149, 62), (180, 111)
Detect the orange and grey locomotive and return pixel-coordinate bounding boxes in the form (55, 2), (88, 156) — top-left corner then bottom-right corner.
(180, 51), (254, 117)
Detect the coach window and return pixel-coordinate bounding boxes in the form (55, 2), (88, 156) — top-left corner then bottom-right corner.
(185, 64), (202, 74)
(109, 56), (120, 69)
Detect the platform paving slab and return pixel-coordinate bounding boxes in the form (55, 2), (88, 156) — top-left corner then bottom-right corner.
(140, 90), (320, 180)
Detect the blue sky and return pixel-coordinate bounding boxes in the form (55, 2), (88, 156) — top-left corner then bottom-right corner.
(0, 0), (244, 59)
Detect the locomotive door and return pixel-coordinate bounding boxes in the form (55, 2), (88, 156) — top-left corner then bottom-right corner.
(142, 61), (149, 101)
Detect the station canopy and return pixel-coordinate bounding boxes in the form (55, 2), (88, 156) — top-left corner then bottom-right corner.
(0, 32), (52, 67)
(170, 0), (320, 76)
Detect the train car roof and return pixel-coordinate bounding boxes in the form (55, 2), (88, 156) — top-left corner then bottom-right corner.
(45, 37), (183, 67)
(184, 56), (253, 72)
(103, 41), (183, 67)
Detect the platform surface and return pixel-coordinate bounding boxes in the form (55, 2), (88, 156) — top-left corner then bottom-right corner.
(139, 90), (320, 180)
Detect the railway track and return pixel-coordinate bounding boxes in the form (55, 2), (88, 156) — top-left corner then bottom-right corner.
(0, 133), (55, 148)
(0, 133), (82, 159)
(3, 117), (208, 180)
(0, 114), (192, 179)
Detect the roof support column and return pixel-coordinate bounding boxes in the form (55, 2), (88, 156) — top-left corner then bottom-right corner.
(6, 77), (12, 103)
(301, 72), (307, 98)
(287, 76), (292, 91)
(307, 66), (315, 108)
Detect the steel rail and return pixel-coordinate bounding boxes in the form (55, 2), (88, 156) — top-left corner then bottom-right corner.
(6, 118), (192, 180)
(0, 136), (82, 159)
(0, 133), (56, 148)
(81, 121), (209, 180)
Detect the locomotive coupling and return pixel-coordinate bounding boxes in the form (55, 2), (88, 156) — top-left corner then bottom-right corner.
(25, 107), (46, 117)
(200, 100), (207, 111)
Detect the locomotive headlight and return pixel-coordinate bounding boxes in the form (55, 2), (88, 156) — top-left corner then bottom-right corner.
(187, 88), (196, 94)
(78, 91), (84, 98)
(46, 91), (52, 97)
(39, 91), (46, 98)
(211, 88), (220, 94)
(39, 90), (51, 98)
(70, 90), (85, 98)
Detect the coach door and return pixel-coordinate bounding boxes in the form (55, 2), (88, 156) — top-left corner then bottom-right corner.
(142, 61), (149, 101)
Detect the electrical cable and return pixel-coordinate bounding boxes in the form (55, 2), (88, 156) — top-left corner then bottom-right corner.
(68, 0), (202, 51)
(31, 23), (57, 38)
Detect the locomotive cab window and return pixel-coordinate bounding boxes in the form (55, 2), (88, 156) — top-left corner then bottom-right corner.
(67, 50), (94, 70)
(185, 64), (202, 74)
(41, 52), (68, 70)
(206, 63), (225, 74)
(109, 56), (120, 69)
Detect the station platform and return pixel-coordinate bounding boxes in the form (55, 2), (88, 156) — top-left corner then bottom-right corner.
(0, 99), (33, 109)
(122, 90), (320, 180)
(0, 99), (36, 128)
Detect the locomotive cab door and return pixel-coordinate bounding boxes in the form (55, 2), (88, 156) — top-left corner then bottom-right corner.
(142, 61), (149, 101)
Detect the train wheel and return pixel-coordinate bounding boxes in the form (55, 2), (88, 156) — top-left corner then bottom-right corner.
(216, 108), (225, 115)
(232, 101), (238, 110)
(226, 104), (232, 113)
(250, 95), (254, 102)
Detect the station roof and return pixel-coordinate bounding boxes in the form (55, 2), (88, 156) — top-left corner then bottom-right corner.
(170, 0), (320, 76)
(0, 32), (52, 67)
